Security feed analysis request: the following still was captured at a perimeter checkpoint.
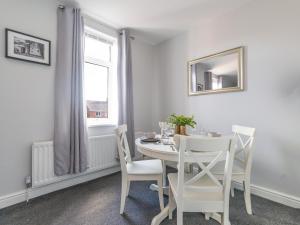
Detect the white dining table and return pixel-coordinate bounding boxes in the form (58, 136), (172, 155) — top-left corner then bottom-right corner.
(135, 137), (222, 225)
(136, 138), (179, 161)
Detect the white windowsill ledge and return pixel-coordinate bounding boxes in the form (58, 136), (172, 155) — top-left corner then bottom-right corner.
(87, 123), (117, 128)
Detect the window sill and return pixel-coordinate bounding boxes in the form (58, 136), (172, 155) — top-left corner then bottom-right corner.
(87, 123), (117, 128)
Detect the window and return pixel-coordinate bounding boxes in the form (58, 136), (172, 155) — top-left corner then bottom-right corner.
(84, 27), (118, 126)
(212, 76), (222, 90)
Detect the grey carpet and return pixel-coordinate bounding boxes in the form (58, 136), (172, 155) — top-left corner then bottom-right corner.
(0, 171), (299, 225)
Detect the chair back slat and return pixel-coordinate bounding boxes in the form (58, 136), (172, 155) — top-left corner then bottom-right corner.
(115, 125), (132, 173)
(185, 136), (232, 153)
(232, 125), (255, 137)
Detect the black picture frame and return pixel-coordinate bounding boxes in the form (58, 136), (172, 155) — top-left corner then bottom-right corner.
(5, 28), (51, 66)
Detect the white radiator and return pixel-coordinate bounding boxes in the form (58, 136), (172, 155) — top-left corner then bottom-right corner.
(32, 134), (119, 187)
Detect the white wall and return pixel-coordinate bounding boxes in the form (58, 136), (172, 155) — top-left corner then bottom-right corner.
(154, 0), (300, 198)
(131, 39), (158, 133)
(0, 0), (157, 198)
(0, 0), (57, 197)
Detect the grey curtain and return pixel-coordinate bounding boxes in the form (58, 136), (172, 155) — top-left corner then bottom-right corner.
(117, 29), (135, 157)
(54, 6), (88, 176)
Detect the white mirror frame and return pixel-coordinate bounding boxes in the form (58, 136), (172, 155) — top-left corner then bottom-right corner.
(188, 47), (244, 96)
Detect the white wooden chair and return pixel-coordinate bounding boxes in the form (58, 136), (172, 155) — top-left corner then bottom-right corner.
(211, 125), (255, 214)
(115, 124), (164, 214)
(168, 135), (237, 225)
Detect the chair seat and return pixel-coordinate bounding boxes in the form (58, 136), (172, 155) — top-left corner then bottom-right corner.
(168, 173), (223, 201)
(211, 159), (245, 175)
(126, 159), (163, 175)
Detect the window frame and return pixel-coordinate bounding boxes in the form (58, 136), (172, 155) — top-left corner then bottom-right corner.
(84, 27), (118, 127)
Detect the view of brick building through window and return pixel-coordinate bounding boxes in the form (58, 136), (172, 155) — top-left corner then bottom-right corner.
(86, 100), (108, 118)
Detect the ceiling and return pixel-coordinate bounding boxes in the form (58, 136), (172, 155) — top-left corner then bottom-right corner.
(76, 0), (252, 45)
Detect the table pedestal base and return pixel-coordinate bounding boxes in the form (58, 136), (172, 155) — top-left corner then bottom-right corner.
(150, 204), (223, 225)
(149, 184), (169, 196)
(151, 205), (170, 225)
(206, 212), (222, 223)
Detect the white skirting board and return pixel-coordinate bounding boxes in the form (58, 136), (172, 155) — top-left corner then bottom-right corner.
(1, 167), (299, 210)
(0, 166), (120, 209)
(233, 181), (300, 209)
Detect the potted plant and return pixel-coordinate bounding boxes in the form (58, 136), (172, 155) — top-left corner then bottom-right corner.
(167, 114), (197, 135)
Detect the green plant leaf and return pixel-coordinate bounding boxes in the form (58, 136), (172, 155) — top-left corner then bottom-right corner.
(167, 113), (197, 128)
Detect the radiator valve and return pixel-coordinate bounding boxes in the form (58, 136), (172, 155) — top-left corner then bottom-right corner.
(25, 176), (32, 188)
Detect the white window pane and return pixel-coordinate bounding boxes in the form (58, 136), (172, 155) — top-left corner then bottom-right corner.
(85, 35), (111, 62)
(84, 62), (108, 118)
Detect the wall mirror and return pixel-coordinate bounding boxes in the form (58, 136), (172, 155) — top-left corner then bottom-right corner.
(188, 47), (244, 95)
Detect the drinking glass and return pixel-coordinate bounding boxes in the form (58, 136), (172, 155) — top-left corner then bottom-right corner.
(159, 122), (168, 138)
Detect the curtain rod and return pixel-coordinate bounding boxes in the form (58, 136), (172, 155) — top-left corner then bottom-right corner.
(58, 4), (134, 40)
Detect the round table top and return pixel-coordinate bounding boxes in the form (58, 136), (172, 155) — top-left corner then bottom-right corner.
(135, 134), (228, 162)
(135, 138), (179, 161)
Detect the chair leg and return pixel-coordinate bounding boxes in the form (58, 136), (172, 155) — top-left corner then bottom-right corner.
(120, 176), (128, 214)
(222, 190), (231, 225)
(205, 213), (211, 220)
(168, 187), (176, 219)
(221, 211), (231, 225)
(126, 181), (131, 197)
(162, 160), (167, 187)
(231, 184), (235, 197)
(177, 208), (183, 225)
(157, 176), (164, 211)
(244, 179), (252, 215)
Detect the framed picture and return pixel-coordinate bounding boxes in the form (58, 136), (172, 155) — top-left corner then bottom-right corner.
(5, 28), (51, 66)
